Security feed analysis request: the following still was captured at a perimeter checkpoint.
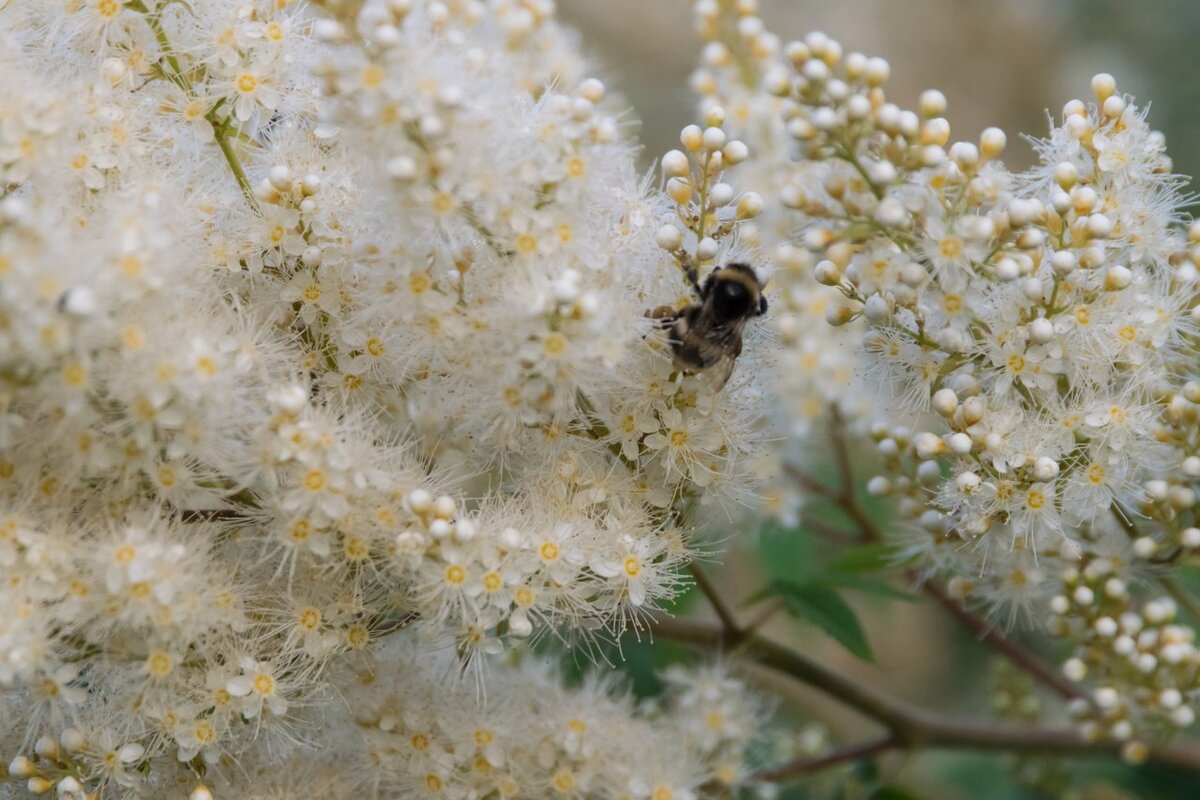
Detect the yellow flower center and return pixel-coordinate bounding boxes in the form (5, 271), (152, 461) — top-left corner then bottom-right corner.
(1025, 489), (1046, 511)
(297, 606), (321, 630)
(623, 556), (641, 577)
(253, 672), (275, 696)
(236, 73), (258, 94)
(669, 429), (689, 447)
(444, 564), (467, 586)
(539, 542), (560, 561)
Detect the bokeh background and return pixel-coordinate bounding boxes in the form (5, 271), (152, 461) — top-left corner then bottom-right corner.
(551, 2), (1200, 797)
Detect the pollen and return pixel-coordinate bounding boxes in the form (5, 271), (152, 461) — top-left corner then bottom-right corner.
(62, 360), (88, 388)
(513, 586), (535, 606)
(623, 556), (642, 577)
(1005, 353), (1026, 374)
(444, 564), (467, 585)
(1117, 325), (1136, 342)
(297, 606), (321, 630)
(252, 672), (276, 696)
(938, 236), (963, 259)
(483, 572), (503, 592)
(542, 332), (568, 358)
(669, 429), (689, 447)
(361, 64), (385, 89)
(566, 155), (586, 177)
(539, 541), (560, 561)
(303, 284), (322, 302)
(289, 519), (311, 541)
(409, 272), (432, 294)
(96, 0), (121, 20)
(431, 192), (455, 214)
(366, 337), (386, 357)
(114, 544), (136, 564)
(411, 733), (430, 750)
(515, 233), (538, 254)
(1025, 488), (1046, 510)
(1074, 306), (1091, 325)
(302, 469), (326, 491)
(266, 21), (284, 41)
(145, 651), (174, 678)
(552, 768), (576, 793)
(236, 73), (259, 94)
(344, 535), (369, 560)
(1087, 463), (1106, 485)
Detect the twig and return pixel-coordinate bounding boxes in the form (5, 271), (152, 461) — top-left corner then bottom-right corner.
(786, 406), (1087, 702)
(651, 616), (1200, 774)
(752, 735), (896, 783)
(688, 561), (743, 637)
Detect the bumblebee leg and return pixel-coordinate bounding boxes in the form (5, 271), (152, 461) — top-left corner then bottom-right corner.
(757, 294), (768, 315)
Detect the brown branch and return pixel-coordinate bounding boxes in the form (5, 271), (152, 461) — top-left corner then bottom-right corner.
(784, 406), (1088, 702)
(688, 561), (743, 636)
(651, 616), (1200, 775)
(753, 735), (896, 783)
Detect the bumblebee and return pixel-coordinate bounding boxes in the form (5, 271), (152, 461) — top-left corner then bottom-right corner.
(649, 262), (767, 390)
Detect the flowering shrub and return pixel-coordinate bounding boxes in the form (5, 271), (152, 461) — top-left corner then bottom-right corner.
(2, 0), (1200, 797)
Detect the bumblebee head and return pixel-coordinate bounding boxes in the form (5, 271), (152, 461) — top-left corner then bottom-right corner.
(710, 263), (766, 322)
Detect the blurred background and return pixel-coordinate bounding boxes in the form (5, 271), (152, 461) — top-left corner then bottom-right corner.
(552, 2), (1200, 797)
(559, 0), (1200, 190)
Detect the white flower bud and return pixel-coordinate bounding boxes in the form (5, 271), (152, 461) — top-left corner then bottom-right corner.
(1133, 537), (1158, 559)
(915, 432), (946, 460)
(947, 432), (972, 455)
(863, 294), (890, 322)
(1029, 317), (1054, 344)
(1021, 277), (1043, 301)
(737, 191), (764, 219)
(1049, 250), (1076, 275)
(813, 260), (842, 286)
(1008, 198), (1039, 228)
(655, 225), (683, 251)
(919, 89), (947, 117)
(508, 610), (533, 638)
(701, 126), (727, 151)
(1050, 595), (1070, 615)
(866, 476), (891, 496)
(680, 124), (703, 151)
(875, 197), (908, 228)
(662, 149), (690, 177)
(1087, 213), (1112, 239)
(386, 155), (417, 180)
(428, 519), (452, 540)
(453, 519), (476, 542)
(995, 257), (1020, 281)
(27, 778), (53, 795)
(1183, 527), (1200, 548)
(697, 237), (719, 261)
(190, 786), (215, 800)
(1073, 585), (1095, 606)
(722, 140), (749, 164)
(1111, 720), (1134, 741)
(1092, 72), (1117, 101)
(1033, 457), (1059, 482)
(1146, 480), (1169, 501)
(1094, 686), (1120, 710)
(269, 165), (293, 192)
(963, 396), (986, 425)
(1063, 658), (1087, 681)
(917, 460), (942, 485)
(1104, 265), (1132, 290)
(709, 182), (735, 206)
(980, 127), (1006, 158)
(1160, 689), (1184, 709)
(433, 495), (456, 519)
(955, 471), (981, 493)
(1121, 741), (1149, 764)
(406, 489), (432, 514)
(1171, 706), (1196, 728)
(931, 388), (958, 417)
(825, 305), (854, 326)
(1094, 616), (1118, 637)
(1105, 578), (1127, 599)
(101, 56), (127, 85)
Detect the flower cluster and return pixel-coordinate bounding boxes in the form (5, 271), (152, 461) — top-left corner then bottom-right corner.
(1, 0), (776, 796)
(750, 19), (1200, 747)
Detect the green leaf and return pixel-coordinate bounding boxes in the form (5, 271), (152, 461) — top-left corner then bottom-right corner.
(823, 576), (919, 602)
(868, 787), (927, 800)
(828, 543), (902, 574)
(771, 580), (874, 661)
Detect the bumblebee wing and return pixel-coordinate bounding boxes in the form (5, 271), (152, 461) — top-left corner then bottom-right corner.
(696, 352), (737, 392)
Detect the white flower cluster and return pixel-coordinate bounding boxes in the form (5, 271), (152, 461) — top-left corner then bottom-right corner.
(683, 0), (877, 526)
(0, 0), (774, 796)
(754, 22), (1200, 744)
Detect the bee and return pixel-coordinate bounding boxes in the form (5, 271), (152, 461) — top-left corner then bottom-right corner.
(648, 262), (767, 391)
